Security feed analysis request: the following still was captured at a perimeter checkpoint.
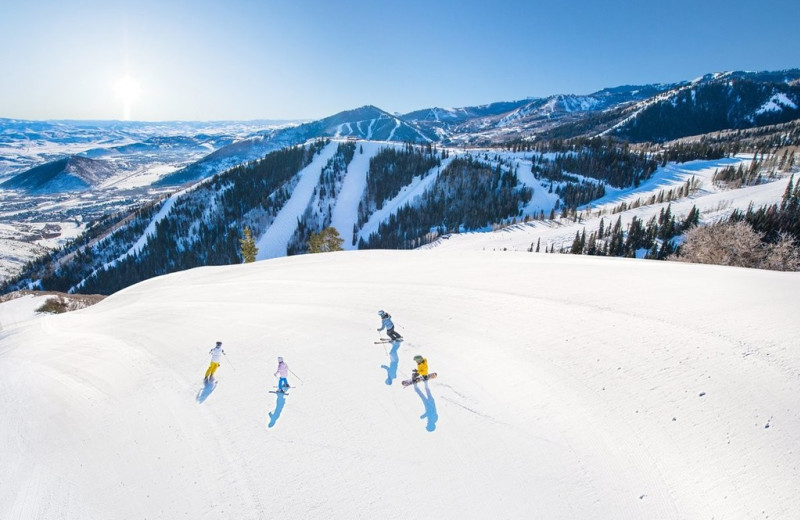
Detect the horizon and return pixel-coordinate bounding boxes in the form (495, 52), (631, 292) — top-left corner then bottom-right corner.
(2, 0), (799, 122)
(2, 66), (798, 125)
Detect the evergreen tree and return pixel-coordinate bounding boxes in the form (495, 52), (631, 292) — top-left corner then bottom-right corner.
(239, 227), (258, 263)
(308, 227), (345, 253)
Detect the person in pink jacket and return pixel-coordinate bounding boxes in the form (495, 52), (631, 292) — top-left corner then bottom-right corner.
(274, 357), (290, 393)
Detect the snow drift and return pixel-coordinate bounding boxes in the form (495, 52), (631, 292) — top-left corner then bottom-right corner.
(1, 250), (798, 519)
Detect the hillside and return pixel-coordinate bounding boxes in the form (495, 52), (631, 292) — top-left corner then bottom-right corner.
(0, 156), (117, 193)
(1, 250), (798, 519)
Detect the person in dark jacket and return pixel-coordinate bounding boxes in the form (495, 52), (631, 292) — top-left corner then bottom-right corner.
(377, 310), (403, 341)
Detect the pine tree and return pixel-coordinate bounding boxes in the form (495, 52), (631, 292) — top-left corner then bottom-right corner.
(239, 227), (258, 263)
(308, 227), (345, 253)
(782, 174), (795, 210)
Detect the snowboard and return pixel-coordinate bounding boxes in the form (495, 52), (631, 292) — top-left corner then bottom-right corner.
(401, 372), (437, 387)
(375, 338), (404, 344)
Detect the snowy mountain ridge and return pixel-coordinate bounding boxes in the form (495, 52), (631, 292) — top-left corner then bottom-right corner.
(2, 68), (800, 284)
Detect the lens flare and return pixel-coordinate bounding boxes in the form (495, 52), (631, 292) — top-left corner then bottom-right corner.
(114, 74), (141, 120)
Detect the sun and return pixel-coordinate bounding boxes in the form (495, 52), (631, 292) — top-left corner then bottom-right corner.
(114, 74), (141, 120)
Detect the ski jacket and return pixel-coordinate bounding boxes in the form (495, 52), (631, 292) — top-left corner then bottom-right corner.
(275, 361), (289, 378)
(378, 314), (395, 331)
(209, 346), (225, 363)
(416, 358), (428, 377)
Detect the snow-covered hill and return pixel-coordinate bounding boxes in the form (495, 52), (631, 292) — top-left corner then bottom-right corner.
(1, 250), (798, 519)
(0, 156), (117, 193)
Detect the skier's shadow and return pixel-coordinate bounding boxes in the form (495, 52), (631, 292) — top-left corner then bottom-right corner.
(380, 342), (401, 385)
(414, 382), (438, 432)
(195, 379), (217, 403)
(268, 392), (287, 428)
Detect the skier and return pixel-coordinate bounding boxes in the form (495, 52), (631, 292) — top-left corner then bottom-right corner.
(204, 341), (225, 383)
(274, 356), (290, 393)
(377, 310), (403, 341)
(412, 354), (429, 383)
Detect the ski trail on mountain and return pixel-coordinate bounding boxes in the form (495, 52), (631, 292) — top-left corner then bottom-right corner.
(71, 184), (198, 292)
(256, 142), (338, 260)
(358, 155), (458, 241)
(329, 141), (383, 249)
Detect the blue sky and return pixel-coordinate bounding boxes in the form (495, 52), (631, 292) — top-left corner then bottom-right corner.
(1, 0), (798, 121)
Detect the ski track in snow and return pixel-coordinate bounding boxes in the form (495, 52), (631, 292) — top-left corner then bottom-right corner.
(255, 142), (339, 260)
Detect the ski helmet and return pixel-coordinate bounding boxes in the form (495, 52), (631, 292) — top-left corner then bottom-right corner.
(413, 355), (423, 363)
(378, 310), (385, 316)
(278, 356), (283, 362)
(216, 341), (222, 346)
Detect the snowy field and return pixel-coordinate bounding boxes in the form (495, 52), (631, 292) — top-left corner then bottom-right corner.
(1, 249), (798, 519)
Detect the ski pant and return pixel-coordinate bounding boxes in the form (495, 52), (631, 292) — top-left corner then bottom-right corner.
(387, 327), (402, 341)
(205, 362), (219, 380)
(278, 377), (288, 390)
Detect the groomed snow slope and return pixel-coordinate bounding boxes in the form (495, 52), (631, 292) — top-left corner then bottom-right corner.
(1, 250), (798, 519)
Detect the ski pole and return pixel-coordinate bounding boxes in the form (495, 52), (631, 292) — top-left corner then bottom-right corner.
(224, 353), (236, 371)
(288, 368), (304, 384)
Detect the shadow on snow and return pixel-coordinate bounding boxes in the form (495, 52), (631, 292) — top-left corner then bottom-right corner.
(380, 342), (401, 385)
(414, 381), (438, 432)
(268, 391), (287, 428)
(195, 378), (218, 403)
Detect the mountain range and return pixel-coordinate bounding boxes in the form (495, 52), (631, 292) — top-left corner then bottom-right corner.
(0, 68), (799, 287)
(3, 69), (799, 192)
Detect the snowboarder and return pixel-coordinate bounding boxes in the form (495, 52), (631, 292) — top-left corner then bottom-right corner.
(274, 356), (290, 393)
(377, 310), (403, 341)
(204, 341), (226, 383)
(412, 354), (428, 383)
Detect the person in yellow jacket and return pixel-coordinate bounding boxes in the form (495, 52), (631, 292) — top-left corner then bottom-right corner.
(412, 355), (429, 382)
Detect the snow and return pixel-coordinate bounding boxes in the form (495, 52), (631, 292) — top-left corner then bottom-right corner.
(329, 141), (383, 249)
(358, 155), (456, 241)
(71, 185), (198, 292)
(0, 249), (798, 519)
(425, 155), (782, 254)
(0, 293), (49, 331)
(755, 92), (798, 115)
(256, 142), (339, 259)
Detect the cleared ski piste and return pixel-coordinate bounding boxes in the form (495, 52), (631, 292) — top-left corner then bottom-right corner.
(1, 249), (798, 519)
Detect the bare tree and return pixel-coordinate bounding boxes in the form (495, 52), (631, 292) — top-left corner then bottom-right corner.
(672, 221), (766, 268)
(673, 222), (800, 271)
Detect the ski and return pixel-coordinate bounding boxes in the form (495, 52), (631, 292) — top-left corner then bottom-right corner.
(401, 372), (437, 387)
(374, 338), (403, 344)
(269, 390), (289, 395)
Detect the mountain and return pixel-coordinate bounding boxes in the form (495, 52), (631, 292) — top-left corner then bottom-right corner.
(155, 106), (435, 186)
(402, 84), (678, 145)
(1, 249), (798, 519)
(2, 68), (800, 286)
(0, 155), (117, 193)
(0, 118), (290, 182)
(606, 71), (800, 142)
(6, 122), (799, 296)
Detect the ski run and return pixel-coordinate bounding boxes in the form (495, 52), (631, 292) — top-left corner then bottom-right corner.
(2, 248), (799, 519)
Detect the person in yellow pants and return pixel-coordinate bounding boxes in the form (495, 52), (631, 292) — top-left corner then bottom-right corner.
(204, 341), (225, 383)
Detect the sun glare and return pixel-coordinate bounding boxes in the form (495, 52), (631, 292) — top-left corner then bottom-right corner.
(114, 74), (141, 120)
